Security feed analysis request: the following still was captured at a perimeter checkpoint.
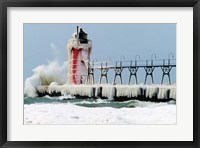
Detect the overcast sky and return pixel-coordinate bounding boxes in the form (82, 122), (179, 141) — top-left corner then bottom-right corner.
(24, 23), (176, 84)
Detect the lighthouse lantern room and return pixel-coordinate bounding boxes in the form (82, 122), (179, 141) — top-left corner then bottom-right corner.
(67, 26), (92, 84)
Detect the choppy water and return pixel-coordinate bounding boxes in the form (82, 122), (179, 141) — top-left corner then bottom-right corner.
(24, 96), (176, 108)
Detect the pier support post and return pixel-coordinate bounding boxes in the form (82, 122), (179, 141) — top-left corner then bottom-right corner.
(128, 61), (139, 85)
(99, 62), (109, 84)
(161, 66), (172, 84)
(128, 67), (139, 85)
(86, 62), (95, 84)
(144, 66), (155, 84)
(113, 61), (123, 85)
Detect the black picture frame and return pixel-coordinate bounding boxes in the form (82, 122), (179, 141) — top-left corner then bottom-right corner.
(0, 0), (199, 147)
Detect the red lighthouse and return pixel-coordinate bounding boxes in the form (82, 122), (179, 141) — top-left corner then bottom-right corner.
(67, 27), (92, 84)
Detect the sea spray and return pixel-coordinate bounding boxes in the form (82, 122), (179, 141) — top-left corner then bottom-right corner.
(24, 60), (68, 97)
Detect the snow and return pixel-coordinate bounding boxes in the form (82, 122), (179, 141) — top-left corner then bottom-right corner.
(24, 102), (176, 124)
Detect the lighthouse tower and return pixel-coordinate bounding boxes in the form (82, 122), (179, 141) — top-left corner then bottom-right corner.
(67, 27), (92, 84)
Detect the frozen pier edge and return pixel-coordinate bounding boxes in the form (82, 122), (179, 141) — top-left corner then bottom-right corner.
(35, 84), (176, 101)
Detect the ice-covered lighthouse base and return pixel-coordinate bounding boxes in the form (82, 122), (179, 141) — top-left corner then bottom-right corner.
(67, 27), (92, 85)
(35, 84), (176, 101)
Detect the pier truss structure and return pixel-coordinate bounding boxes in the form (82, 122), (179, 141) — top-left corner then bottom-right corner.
(84, 58), (176, 85)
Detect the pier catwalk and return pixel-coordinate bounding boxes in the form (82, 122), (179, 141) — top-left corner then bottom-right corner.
(86, 58), (176, 85)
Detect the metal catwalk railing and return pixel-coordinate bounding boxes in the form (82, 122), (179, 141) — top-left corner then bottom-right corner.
(85, 59), (176, 85)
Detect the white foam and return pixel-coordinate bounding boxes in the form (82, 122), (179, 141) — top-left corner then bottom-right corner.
(24, 60), (68, 97)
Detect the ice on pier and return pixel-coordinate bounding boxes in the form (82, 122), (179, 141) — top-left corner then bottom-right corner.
(32, 83), (176, 100)
(115, 85), (141, 98)
(101, 85), (116, 99)
(145, 85), (159, 98)
(169, 86), (176, 99)
(66, 85), (95, 97)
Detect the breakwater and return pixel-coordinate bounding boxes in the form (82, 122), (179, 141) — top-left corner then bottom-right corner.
(35, 84), (176, 101)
